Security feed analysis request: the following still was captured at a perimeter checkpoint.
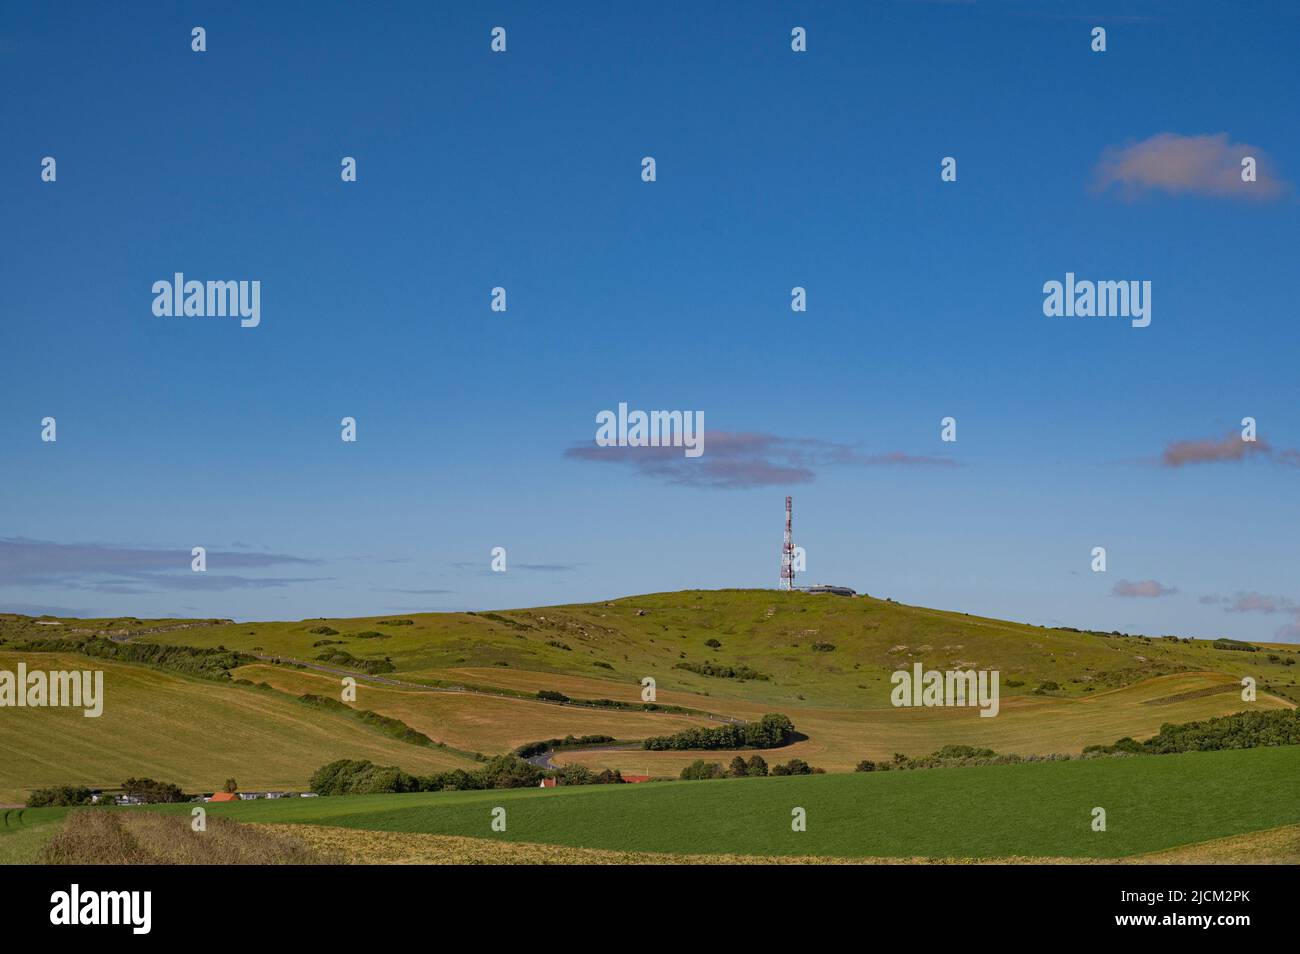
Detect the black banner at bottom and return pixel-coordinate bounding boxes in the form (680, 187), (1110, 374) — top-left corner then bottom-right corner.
(0, 862), (1288, 941)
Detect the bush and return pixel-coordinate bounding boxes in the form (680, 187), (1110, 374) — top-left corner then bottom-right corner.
(855, 760), (876, 772)
(536, 690), (570, 703)
(308, 626), (339, 636)
(1212, 638), (1259, 652)
(673, 660), (769, 681)
(704, 638), (722, 649)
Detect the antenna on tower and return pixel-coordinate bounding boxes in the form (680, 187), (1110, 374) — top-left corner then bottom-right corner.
(780, 496), (795, 590)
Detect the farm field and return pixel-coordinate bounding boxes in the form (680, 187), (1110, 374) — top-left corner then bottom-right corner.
(229, 663), (718, 755)
(11, 744), (1292, 862)
(0, 651), (476, 804)
(234, 663), (1291, 774)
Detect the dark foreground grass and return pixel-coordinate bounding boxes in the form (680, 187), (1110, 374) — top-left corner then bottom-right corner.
(133, 745), (1300, 860)
(38, 810), (336, 864)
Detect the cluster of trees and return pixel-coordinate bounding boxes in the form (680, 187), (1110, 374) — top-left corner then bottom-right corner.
(310, 756), (546, 795)
(550, 765), (626, 786)
(9, 636), (250, 681)
(679, 755), (821, 780)
(673, 660), (769, 681)
(27, 776), (190, 807)
(309, 755), (631, 796)
(122, 777), (187, 803)
(1085, 708), (1300, 755)
(645, 713), (795, 751)
(27, 784), (94, 807)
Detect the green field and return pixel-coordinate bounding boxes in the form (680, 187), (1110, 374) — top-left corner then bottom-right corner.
(12, 744), (1287, 861)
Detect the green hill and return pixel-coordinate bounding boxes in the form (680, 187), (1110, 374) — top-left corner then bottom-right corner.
(2, 590), (1295, 799)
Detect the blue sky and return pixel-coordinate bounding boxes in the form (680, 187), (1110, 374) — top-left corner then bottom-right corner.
(2, 1), (1298, 641)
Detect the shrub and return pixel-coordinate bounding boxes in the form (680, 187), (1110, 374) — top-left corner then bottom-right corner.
(537, 690), (570, 703)
(673, 660), (769, 681)
(308, 626), (339, 636)
(1212, 638), (1259, 652)
(313, 649), (396, 675)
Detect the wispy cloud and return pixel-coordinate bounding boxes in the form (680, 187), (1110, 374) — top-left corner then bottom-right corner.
(449, 561), (578, 574)
(373, 587), (457, 595)
(0, 537), (327, 593)
(1093, 132), (1289, 201)
(565, 430), (957, 489)
(1160, 431), (1273, 467)
(1112, 579), (1177, 598)
(1201, 590), (1300, 642)
(1200, 591), (1296, 614)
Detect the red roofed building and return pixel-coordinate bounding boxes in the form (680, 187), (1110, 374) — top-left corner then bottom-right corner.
(621, 775), (652, 784)
(208, 791), (239, 802)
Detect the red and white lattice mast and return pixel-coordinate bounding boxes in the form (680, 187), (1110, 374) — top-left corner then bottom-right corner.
(780, 495), (795, 590)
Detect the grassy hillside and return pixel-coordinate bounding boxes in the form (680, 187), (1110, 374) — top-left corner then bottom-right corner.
(77, 744), (1300, 860)
(0, 652), (476, 803)
(2, 590), (1294, 797)
(139, 590), (1300, 708)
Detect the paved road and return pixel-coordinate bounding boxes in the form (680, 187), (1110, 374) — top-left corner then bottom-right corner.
(526, 743), (645, 769)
